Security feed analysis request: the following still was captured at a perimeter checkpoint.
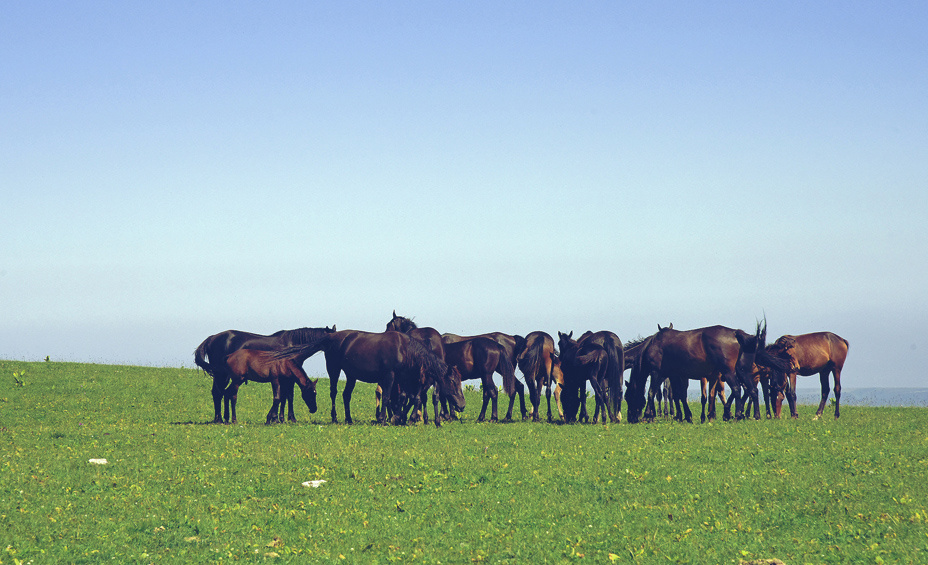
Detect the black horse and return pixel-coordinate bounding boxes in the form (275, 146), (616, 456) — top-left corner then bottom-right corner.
(557, 330), (624, 423)
(194, 326), (335, 423)
(320, 329), (463, 425)
(557, 331), (624, 423)
(625, 320), (784, 423)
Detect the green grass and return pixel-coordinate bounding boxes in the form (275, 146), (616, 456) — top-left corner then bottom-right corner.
(2, 360), (927, 564)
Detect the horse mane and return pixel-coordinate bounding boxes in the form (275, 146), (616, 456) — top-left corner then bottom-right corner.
(389, 313), (419, 333)
(404, 336), (448, 380)
(622, 334), (652, 370)
(286, 326), (335, 347)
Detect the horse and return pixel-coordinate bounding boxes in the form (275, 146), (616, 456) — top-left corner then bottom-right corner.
(557, 331), (622, 423)
(624, 327), (729, 421)
(441, 331), (527, 420)
(557, 330), (624, 423)
(625, 321), (771, 423)
(764, 332), (849, 419)
(223, 346), (319, 424)
(320, 329), (463, 425)
(443, 336), (516, 422)
(194, 325), (335, 423)
(515, 331), (557, 421)
(385, 312), (448, 421)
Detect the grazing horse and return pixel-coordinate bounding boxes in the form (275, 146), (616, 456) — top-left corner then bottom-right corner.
(224, 347), (319, 424)
(194, 326), (335, 423)
(385, 311), (445, 360)
(625, 321), (769, 423)
(441, 331), (527, 420)
(765, 332), (849, 419)
(321, 330), (461, 425)
(515, 331), (558, 421)
(624, 328), (729, 421)
(443, 337), (515, 422)
(558, 330), (624, 423)
(385, 312), (448, 421)
(557, 332), (618, 423)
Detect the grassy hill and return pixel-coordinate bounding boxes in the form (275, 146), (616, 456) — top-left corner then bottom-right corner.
(2, 360), (927, 563)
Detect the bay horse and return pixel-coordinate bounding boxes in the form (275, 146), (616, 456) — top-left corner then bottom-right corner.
(625, 321), (769, 423)
(443, 336), (515, 422)
(321, 330), (462, 425)
(194, 325), (335, 423)
(441, 331), (527, 420)
(515, 331), (557, 421)
(765, 332), (849, 419)
(223, 346), (319, 424)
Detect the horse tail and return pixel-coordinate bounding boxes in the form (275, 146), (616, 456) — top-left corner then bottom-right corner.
(520, 336), (544, 387)
(194, 337), (214, 376)
(601, 334), (624, 413)
(513, 334), (527, 360)
(496, 343), (517, 397)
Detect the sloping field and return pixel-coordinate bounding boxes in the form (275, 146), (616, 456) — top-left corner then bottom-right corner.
(2, 360), (926, 564)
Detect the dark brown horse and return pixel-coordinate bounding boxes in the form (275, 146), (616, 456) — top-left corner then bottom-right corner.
(765, 332), (849, 419)
(194, 326), (335, 423)
(443, 336), (516, 422)
(385, 312), (449, 421)
(321, 330), (462, 425)
(441, 331), (527, 420)
(224, 347), (319, 424)
(557, 330), (624, 423)
(515, 331), (557, 421)
(625, 321), (773, 423)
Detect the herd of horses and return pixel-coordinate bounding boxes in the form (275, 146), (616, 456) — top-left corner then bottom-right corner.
(193, 312), (849, 427)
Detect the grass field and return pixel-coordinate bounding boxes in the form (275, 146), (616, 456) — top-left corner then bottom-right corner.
(2, 360), (927, 564)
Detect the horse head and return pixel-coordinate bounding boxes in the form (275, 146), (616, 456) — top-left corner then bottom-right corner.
(386, 311), (416, 333)
(299, 378), (319, 413)
(441, 366), (467, 413)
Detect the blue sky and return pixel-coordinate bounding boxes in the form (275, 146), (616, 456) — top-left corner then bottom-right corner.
(2, 2), (926, 387)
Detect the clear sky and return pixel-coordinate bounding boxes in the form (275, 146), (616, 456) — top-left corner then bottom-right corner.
(2, 2), (926, 387)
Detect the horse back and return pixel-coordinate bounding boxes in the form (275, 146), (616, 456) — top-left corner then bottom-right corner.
(788, 332), (848, 374)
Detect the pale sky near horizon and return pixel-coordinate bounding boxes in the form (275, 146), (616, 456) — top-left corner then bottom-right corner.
(2, 2), (926, 388)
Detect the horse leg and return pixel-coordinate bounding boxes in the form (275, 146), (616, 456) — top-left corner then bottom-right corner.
(832, 367), (842, 419)
(282, 379), (297, 422)
(488, 378), (500, 422)
(674, 379), (693, 423)
(431, 387), (442, 428)
(212, 375), (229, 423)
(700, 379), (709, 423)
(787, 373), (799, 418)
(545, 383), (554, 422)
(225, 379), (242, 424)
(266, 379), (282, 425)
(477, 379), (495, 422)
(329, 374), (340, 423)
(814, 370), (831, 420)
(589, 379), (609, 424)
(761, 378), (772, 419)
(528, 376), (541, 422)
(644, 378), (658, 422)
(342, 378), (357, 425)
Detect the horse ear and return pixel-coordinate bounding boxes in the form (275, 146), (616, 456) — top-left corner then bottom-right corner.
(332, 324), (336, 331)
(669, 323), (673, 329)
(393, 310), (397, 317)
